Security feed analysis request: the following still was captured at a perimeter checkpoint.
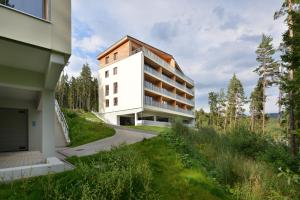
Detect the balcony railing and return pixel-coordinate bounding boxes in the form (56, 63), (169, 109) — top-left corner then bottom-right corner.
(144, 81), (194, 105)
(144, 96), (194, 116)
(144, 64), (194, 95)
(132, 47), (194, 84)
(144, 81), (176, 98)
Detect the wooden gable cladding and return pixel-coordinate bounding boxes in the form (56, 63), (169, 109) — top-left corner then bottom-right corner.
(97, 35), (185, 73)
(99, 40), (130, 67)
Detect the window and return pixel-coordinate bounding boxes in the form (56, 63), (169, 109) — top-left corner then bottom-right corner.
(113, 82), (118, 94)
(113, 67), (118, 75)
(113, 52), (118, 60)
(1, 0), (46, 19)
(105, 70), (109, 78)
(105, 99), (109, 107)
(105, 85), (109, 96)
(105, 56), (109, 64)
(114, 97), (118, 106)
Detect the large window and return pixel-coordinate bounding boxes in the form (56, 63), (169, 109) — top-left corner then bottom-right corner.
(0, 0), (47, 19)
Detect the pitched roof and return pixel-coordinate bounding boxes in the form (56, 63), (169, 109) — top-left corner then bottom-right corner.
(97, 35), (183, 73)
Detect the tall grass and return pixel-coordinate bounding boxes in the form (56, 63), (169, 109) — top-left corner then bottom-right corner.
(1, 146), (158, 200)
(169, 120), (300, 200)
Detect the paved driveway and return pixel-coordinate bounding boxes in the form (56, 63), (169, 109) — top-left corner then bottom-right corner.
(58, 127), (156, 157)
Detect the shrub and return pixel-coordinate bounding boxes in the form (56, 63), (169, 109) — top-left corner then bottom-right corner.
(169, 121), (300, 200)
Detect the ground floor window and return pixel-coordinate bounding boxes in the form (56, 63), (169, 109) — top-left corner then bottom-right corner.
(138, 116), (154, 121)
(157, 116), (169, 122)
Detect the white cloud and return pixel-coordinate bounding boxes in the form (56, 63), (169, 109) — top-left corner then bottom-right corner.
(73, 35), (104, 52)
(65, 55), (99, 78)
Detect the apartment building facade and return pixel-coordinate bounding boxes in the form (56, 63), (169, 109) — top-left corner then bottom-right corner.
(97, 36), (195, 127)
(0, 0), (71, 173)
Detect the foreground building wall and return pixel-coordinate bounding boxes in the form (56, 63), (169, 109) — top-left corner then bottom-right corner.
(0, 0), (71, 157)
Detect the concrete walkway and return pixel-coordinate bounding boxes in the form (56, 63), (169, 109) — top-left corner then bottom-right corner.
(58, 127), (156, 157)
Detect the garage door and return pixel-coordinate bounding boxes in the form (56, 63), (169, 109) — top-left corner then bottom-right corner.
(0, 108), (28, 152)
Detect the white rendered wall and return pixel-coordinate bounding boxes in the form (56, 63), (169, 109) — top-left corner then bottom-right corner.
(98, 52), (144, 124)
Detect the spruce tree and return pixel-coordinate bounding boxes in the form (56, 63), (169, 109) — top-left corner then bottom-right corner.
(249, 78), (264, 132)
(208, 92), (218, 127)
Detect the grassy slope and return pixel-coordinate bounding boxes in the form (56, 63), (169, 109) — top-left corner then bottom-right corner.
(64, 110), (115, 147)
(131, 137), (228, 200)
(126, 125), (170, 135)
(0, 131), (228, 199)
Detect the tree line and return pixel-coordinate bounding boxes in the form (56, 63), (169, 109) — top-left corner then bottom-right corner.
(55, 63), (99, 112)
(196, 0), (300, 157)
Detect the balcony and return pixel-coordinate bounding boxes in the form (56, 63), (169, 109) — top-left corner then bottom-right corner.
(144, 65), (194, 96)
(144, 81), (194, 106)
(144, 96), (194, 116)
(132, 47), (194, 85)
(144, 80), (176, 98)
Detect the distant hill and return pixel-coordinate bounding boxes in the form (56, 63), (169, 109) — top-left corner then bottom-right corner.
(267, 113), (279, 119)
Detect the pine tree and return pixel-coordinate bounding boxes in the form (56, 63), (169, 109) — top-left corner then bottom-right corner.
(56, 73), (69, 107)
(55, 63), (99, 112)
(254, 34), (279, 134)
(226, 74), (246, 128)
(217, 88), (227, 128)
(275, 0), (300, 156)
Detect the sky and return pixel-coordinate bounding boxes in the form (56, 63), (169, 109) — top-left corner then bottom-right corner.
(68, 0), (286, 113)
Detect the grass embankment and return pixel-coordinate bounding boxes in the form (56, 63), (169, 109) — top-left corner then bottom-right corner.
(0, 122), (228, 199)
(126, 125), (170, 135)
(0, 119), (299, 199)
(64, 109), (115, 147)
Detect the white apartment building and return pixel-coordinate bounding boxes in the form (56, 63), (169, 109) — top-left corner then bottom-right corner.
(97, 36), (195, 127)
(0, 0), (71, 180)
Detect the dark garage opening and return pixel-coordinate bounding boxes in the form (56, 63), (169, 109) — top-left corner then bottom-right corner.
(0, 108), (28, 152)
(119, 116), (134, 126)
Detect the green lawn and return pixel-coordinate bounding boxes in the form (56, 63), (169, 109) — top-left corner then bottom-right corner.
(64, 110), (115, 147)
(126, 125), (170, 135)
